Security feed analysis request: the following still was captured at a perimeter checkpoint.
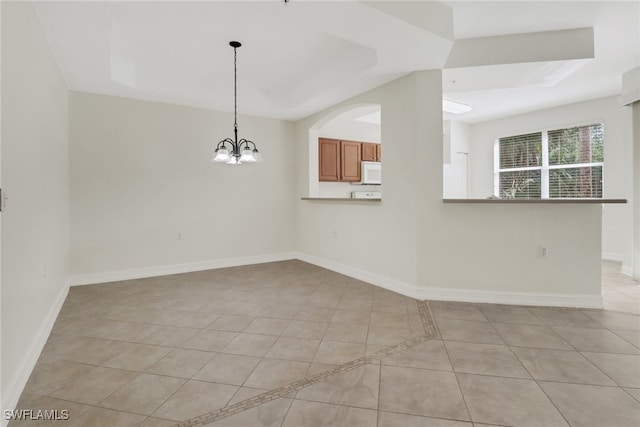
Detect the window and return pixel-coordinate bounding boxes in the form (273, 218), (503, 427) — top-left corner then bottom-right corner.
(495, 123), (604, 199)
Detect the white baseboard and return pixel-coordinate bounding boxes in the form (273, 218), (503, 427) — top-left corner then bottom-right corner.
(602, 252), (623, 262)
(296, 252), (603, 309)
(411, 286), (603, 309)
(68, 250), (605, 307)
(621, 265), (633, 277)
(1, 283), (69, 423)
(295, 252), (424, 299)
(68, 252), (298, 286)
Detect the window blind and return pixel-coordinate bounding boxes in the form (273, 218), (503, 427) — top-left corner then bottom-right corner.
(496, 123), (604, 199)
(549, 166), (603, 198)
(499, 169), (542, 199)
(499, 132), (542, 170)
(548, 124), (604, 166)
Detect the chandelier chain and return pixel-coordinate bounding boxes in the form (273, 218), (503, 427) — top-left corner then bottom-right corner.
(234, 45), (238, 130)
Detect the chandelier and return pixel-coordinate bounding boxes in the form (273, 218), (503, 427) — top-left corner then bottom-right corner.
(212, 41), (262, 164)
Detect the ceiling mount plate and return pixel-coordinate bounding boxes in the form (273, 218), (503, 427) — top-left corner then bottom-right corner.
(229, 41), (241, 48)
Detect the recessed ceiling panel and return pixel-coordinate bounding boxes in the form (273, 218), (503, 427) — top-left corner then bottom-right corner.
(444, 59), (591, 93)
(32, 1), (638, 123)
(33, 1), (455, 120)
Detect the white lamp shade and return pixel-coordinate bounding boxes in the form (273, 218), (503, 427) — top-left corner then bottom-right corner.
(225, 156), (240, 165)
(240, 147), (256, 162)
(213, 147), (230, 162)
(252, 149), (263, 162)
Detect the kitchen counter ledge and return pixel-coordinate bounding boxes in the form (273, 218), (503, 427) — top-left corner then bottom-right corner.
(301, 197), (382, 202)
(443, 198), (627, 204)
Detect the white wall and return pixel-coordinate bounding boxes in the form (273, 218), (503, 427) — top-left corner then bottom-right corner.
(1, 1), (70, 414)
(69, 92), (296, 281)
(296, 71), (603, 307)
(443, 120), (470, 198)
(468, 96), (633, 273)
(319, 117), (381, 143)
(297, 76), (420, 288)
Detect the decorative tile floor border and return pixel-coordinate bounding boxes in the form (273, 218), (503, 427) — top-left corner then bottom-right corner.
(417, 299), (440, 338)
(177, 299), (439, 427)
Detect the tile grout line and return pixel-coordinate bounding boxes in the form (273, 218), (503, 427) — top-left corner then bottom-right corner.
(492, 308), (575, 425)
(608, 330), (640, 351)
(175, 299), (438, 427)
(439, 326), (474, 423)
(622, 386), (640, 404)
(446, 374), (473, 423)
(276, 396), (294, 427)
(376, 346), (383, 427)
(525, 307), (631, 388)
(531, 378), (574, 426)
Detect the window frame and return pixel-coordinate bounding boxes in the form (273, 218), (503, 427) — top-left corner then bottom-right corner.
(494, 121), (605, 199)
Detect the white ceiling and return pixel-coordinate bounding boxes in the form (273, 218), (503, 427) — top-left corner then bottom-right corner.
(443, 0), (640, 123)
(33, 0), (452, 121)
(33, 1), (639, 123)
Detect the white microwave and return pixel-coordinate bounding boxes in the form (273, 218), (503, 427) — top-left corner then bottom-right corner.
(361, 161), (382, 184)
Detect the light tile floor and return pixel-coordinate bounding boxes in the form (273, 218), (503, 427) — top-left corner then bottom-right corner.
(11, 260), (640, 427)
(602, 260), (640, 315)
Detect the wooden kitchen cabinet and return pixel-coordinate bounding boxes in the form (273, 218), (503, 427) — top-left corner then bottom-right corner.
(340, 140), (361, 182)
(318, 138), (377, 182)
(362, 142), (382, 161)
(318, 138), (340, 181)
(362, 142), (377, 161)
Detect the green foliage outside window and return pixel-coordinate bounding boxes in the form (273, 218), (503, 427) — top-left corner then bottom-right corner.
(548, 125), (604, 165)
(499, 133), (541, 169)
(498, 124), (604, 199)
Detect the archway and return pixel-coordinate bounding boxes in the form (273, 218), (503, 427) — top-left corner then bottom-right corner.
(307, 104), (381, 198)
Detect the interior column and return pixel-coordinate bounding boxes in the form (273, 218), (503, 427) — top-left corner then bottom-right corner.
(633, 101), (640, 280)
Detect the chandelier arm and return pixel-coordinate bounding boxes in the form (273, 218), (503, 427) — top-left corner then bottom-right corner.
(238, 139), (257, 150)
(216, 138), (234, 149)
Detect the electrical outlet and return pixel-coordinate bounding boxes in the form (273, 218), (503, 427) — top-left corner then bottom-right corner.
(177, 232), (183, 241)
(538, 246), (548, 258)
(332, 230), (337, 239)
